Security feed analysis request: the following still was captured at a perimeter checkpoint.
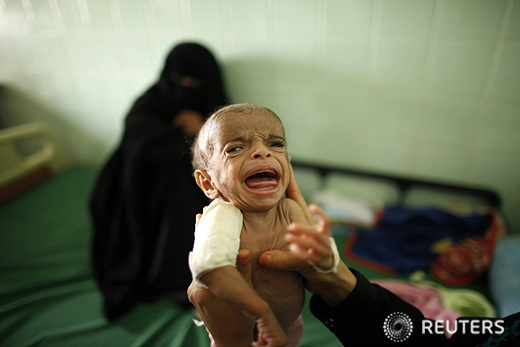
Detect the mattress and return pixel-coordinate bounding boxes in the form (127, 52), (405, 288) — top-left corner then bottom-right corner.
(0, 166), (340, 347)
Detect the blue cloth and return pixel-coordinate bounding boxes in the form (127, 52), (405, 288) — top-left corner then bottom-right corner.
(489, 235), (520, 317)
(347, 206), (493, 273)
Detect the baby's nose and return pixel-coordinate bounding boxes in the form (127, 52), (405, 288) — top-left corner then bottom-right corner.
(251, 143), (272, 159)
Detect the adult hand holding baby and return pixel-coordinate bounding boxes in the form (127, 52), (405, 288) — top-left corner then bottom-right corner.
(187, 163), (357, 346)
(187, 249), (258, 347)
(284, 162), (341, 274)
(188, 211), (287, 347)
(269, 163), (357, 308)
(260, 222), (357, 309)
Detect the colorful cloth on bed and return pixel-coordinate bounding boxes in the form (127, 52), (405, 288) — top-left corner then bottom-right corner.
(408, 271), (497, 318)
(430, 215), (499, 287)
(372, 279), (461, 337)
(373, 272), (498, 337)
(344, 206), (495, 275)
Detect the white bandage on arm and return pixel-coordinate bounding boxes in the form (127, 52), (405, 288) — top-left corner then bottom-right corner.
(188, 198), (243, 287)
(313, 237), (340, 274)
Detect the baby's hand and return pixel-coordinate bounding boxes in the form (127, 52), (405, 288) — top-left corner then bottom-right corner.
(254, 308), (288, 347)
(285, 204), (335, 272)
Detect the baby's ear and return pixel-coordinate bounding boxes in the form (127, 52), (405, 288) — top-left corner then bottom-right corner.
(194, 170), (220, 199)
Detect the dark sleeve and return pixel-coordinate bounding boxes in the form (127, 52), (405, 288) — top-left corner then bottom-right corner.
(309, 268), (491, 347)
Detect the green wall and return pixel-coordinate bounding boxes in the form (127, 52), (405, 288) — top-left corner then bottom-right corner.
(1, 0), (519, 231)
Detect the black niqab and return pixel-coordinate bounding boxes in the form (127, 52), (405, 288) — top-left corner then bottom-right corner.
(90, 43), (228, 320)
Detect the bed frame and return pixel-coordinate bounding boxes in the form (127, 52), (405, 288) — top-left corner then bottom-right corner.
(0, 123), (66, 204)
(0, 123), (501, 210)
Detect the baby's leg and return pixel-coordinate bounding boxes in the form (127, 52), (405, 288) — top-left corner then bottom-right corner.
(253, 309), (288, 347)
(201, 266), (287, 347)
(285, 315), (304, 347)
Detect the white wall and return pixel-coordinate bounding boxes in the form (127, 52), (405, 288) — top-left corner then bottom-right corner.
(1, 0), (519, 231)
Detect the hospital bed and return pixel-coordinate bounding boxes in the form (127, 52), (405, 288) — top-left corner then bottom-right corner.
(1, 123), (516, 346)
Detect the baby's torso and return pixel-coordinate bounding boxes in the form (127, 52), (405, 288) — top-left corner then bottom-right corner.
(240, 200), (306, 330)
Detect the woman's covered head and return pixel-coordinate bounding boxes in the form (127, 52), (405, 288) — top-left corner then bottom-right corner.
(158, 42), (228, 115)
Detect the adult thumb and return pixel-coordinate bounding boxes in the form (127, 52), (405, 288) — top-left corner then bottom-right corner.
(236, 249), (252, 285)
(259, 250), (305, 272)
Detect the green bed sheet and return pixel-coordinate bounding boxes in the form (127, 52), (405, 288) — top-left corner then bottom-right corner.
(0, 167), (340, 347)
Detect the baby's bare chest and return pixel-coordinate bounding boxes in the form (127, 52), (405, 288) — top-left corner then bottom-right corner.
(239, 218), (305, 327)
(240, 219), (289, 254)
(240, 221), (291, 289)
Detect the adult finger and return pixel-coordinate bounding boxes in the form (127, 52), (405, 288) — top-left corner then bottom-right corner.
(286, 162), (317, 226)
(259, 249), (308, 273)
(308, 204), (330, 235)
(236, 249), (252, 286)
(260, 250), (334, 296)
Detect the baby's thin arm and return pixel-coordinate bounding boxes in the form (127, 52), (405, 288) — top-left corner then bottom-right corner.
(285, 204), (337, 272)
(200, 266), (287, 347)
(286, 162), (317, 226)
(189, 251), (255, 347)
(200, 266), (268, 318)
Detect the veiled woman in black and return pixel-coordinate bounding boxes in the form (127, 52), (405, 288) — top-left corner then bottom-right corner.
(90, 43), (228, 320)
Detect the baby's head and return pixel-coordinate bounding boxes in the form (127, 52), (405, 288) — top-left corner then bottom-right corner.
(192, 103), (290, 212)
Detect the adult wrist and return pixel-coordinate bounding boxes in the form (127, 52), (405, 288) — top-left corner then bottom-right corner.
(311, 262), (357, 308)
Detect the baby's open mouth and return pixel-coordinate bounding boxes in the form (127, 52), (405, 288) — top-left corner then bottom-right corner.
(244, 169), (279, 190)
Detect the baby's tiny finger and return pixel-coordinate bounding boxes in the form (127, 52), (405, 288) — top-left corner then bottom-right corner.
(287, 234), (330, 256)
(288, 223), (329, 244)
(289, 242), (311, 261)
(305, 252), (324, 266)
(309, 205), (330, 234)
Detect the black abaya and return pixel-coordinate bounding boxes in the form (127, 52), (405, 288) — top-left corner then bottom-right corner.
(90, 43), (228, 320)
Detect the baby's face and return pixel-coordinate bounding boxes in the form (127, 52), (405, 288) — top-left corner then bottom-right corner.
(208, 110), (290, 212)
